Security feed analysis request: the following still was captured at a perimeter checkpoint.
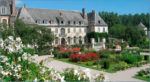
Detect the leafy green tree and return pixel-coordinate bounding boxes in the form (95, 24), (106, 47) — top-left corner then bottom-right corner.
(14, 19), (54, 55)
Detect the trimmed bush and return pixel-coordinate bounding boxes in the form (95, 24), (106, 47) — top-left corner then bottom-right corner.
(102, 59), (110, 69)
(124, 56), (137, 64)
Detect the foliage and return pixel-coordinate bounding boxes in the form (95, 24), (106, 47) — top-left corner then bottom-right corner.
(118, 61), (128, 70)
(109, 24), (146, 46)
(102, 59), (110, 69)
(99, 12), (121, 28)
(14, 19), (54, 55)
(99, 12), (149, 29)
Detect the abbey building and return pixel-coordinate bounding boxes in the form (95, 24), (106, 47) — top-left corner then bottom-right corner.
(0, 0), (108, 46)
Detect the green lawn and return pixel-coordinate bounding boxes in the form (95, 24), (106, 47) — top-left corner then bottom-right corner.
(133, 76), (150, 81)
(53, 58), (116, 73)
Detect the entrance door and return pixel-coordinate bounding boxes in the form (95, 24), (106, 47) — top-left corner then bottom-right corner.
(61, 38), (65, 45)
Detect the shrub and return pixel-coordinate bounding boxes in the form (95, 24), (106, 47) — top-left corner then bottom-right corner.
(118, 61), (128, 70)
(86, 61), (94, 66)
(102, 59), (110, 69)
(124, 56), (137, 64)
(69, 53), (99, 62)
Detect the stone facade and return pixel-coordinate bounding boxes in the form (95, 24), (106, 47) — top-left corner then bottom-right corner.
(0, 0), (108, 46)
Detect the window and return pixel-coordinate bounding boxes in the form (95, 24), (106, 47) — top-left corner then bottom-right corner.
(61, 21), (64, 24)
(49, 20), (52, 24)
(103, 28), (105, 32)
(2, 8), (6, 14)
(68, 28), (70, 33)
(68, 21), (71, 25)
(79, 21), (81, 25)
(43, 20), (48, 24)
(98, 20), (101, 24)
(84, 28), (87, 32)
(74, 37), (76, 44)
(79, 36), (82, 44)
(55, 28), (58, 33)
(55, 37), (58, 44)
(74, 28), (76, 33)
(68, 37), (71, 44)
(84, 36), (87, 43)
(98, 28), (100, 32)
(36, 20), (40, 24)
(61, 28), (65, 36)
(74, 21), (76, 25)
(79, 28), (82, 32)
(2, 19), (7, 24)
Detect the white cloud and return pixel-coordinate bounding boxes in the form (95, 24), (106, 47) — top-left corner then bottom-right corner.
(15, 0), (23, 5)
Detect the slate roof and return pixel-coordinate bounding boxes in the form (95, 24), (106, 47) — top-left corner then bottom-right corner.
(87, 10), (107, 26)
(138, 22), (147, 28)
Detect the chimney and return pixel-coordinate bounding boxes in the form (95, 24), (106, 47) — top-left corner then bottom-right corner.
(60, 12), (62, 16)
(24, 4), (26, 8)
(12, 0), (15, 16)
(92, 10), (96, 14)
(82, 8), (86, 19)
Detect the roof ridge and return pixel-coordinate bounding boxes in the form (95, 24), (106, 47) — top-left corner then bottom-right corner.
(26, 7), (81, 13)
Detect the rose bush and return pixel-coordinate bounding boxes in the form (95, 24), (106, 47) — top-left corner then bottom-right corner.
(69, 52), (100, 62)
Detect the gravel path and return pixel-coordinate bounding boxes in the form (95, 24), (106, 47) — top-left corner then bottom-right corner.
(34, 55), (149, 82)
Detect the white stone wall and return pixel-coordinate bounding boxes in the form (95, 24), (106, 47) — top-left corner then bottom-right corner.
(94, 26), (108, 33)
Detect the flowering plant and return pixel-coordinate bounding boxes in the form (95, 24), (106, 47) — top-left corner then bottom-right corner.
(69, 52), (100, 62)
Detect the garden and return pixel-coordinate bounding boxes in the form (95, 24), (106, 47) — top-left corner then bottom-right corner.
(53, 45), (149, 73)
(133, 68), (150, 81)
(0, 36), (110, 81)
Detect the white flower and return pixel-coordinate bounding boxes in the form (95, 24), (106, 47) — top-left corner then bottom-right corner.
(8, 36), (14, 41)
(16, 37), (21, 42)
(74, 69), (78, 75)
(60, 76), (65, 82)
(34, 78), (38, 82)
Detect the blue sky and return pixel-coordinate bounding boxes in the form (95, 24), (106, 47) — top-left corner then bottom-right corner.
(16, 0), (150, 15)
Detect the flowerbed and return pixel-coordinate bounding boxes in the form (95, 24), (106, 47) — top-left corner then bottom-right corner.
(0, 36), (109, 82)
(69, 53), (99, 62)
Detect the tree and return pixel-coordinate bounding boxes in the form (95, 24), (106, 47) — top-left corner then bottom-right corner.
(109, 24), (146, 46)
(14, 19), (54, 55)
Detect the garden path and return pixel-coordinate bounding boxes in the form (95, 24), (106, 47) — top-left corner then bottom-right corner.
(33, 55), (149, 82)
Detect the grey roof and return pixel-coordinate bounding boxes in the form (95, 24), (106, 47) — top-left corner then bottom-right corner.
(0, 0), (12, 15)
(17, 7), (107, 26)
(87, 10), (107, 26)
(138, 22), (147, 28)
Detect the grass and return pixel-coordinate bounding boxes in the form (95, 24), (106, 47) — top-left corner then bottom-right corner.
(53, 58), (116, 73)
(133, 76), (150, 81)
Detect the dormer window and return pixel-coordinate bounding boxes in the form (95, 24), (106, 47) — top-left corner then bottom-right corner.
(68, 21), (71, 25)
(43, 20), (48, 24)
(36, 19), (41, 24)
(79, 21), (82, 25)
(74, 21), (76, 25)
(49, 20), (52, 24)
(61, 21), (64, 24)
(1, 7), (6, 14)
(98, 20), (101, 24)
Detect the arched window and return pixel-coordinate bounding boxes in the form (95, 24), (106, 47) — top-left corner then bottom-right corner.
(68, 21), (71, 25)
(84, 28), (87, 32)
(68, 37), (71, 44)
(74, 37), (76, 44)
(79, 21), (82, 25)
(84, 36), (87, 43)
(2, 19), (7, 24)
(61, 28), (65, 36)
(55, 37), (58, 44)
(79, 36), (82, 44)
